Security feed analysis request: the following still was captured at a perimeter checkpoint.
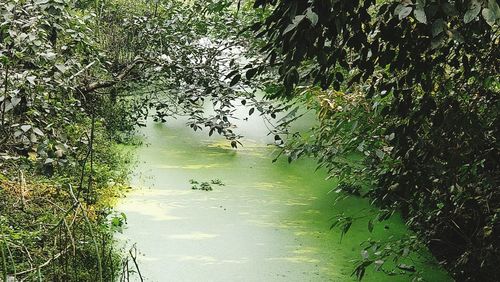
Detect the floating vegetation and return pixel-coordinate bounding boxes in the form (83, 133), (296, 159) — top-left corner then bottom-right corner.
(189, 179), (225, 191)
(210, 179), (225, 186)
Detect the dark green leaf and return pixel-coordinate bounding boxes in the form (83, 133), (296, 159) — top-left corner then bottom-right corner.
(230, 74), (241, 86)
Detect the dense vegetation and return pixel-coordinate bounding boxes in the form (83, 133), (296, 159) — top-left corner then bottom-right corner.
(0, 0), (498, 281)
(0, 0), (140, 280)
(242, 0), (499, 280)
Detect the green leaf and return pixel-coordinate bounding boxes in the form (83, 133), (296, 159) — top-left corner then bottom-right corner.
(245, 68), (258, 80)
(464, 4), (481, 24)
(442, 3), (458, 16)
(283, 15), (306, 35)
(368, 219), (374, 233)
(394, 4), (405, 16)
(399, 6), (413, 20)
(431, 19), (445, 37)
(225, 70), (239, 79)
(55, 64), (68, 73)
(431, 33), (446, 49)
(335, 72), (344, 82)
(21, 125), (32, 132)
(283, 23), (296, 35)
(27, 76), (36, 85)
(414, 7), (427, 23)
(488, 0), (500, 16)
(33, 128), (44, 136)
(375, 149), (385, 159)
(229, 74), (241, 86)
(305, 8), (319, 26)
(449, 29), (464, 43)
(482, 8), (497, 26)
(489, 0), (500, 12)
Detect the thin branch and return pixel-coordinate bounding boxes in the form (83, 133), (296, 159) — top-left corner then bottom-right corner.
(69, 61), (96, 81)
(129, 244), (143, 282)
(79, 59), (146, 94)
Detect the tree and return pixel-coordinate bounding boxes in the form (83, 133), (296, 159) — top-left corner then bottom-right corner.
(247, 0), (499, 280)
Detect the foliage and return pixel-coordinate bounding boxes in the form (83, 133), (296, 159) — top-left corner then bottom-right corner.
(92, 0), (263, 145)
(0, 0), (140, 280)
(0, 0), (264, 279)
(1, 0), (498, 280)
(0, 157), (128, 280)
(247, 0), (499, 280)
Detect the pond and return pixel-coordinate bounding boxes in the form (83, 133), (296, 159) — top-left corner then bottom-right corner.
(116, 108), (449, 281)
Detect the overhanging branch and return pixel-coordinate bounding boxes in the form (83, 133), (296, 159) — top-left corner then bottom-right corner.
(78, 59), (146, 94)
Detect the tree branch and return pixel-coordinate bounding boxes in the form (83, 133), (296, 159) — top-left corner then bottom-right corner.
(79, 59), (146, 94)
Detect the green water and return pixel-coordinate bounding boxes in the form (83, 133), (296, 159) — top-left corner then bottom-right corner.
(117, 111), (449, 281)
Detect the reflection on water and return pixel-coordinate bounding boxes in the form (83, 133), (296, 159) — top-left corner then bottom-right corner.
(117, 113), (449, 281)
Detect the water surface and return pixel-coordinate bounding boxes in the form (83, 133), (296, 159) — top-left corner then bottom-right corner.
(117, 112), (448, 281)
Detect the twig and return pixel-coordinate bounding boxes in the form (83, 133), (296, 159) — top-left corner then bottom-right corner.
(5, 242), (16, 277)
(15, 246), (70, 276)
(68, 184), (103, 282)
(69, 61), (96, 81)
(63, 219), (76, 256)
(129, 244), (143, 282)
(23, 246), (33, 270)
(1, 58), (9, 127)
(87, 109), (96, 201)
(1, 232), (7, 282)
(19, 170), (26, 209)
(79, 59), (146, 94)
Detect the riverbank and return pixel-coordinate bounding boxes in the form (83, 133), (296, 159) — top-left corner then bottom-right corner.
(0, 123), (132, 281)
